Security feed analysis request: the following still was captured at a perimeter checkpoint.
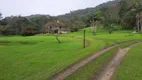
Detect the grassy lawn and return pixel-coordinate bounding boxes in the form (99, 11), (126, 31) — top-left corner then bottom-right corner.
(65, 48), (118, 80)
(119, 41), (138, 48)
(0, 36), (82, 80)
(114, 44), (142, 80)
(0, 35), (107, 80)
(0, 27), (141, 80)
(72, 27), (142, 42)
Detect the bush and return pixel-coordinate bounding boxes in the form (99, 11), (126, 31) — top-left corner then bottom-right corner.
(107, 24), (115, 34)
(21, 25), (37, 36)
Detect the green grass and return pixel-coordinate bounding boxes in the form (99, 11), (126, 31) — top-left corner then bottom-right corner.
(0, 36), (82, 80)
(0, 27), (142, 80)
(119, 41), (138, 48)
(0, 35), (107, 80)
(72, 27), (142, 43)
(114, 44), (142, 80)
(65, 48), (118, 80)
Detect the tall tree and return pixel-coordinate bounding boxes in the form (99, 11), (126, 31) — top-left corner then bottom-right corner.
(119, 0), (128, 19)
(85, 10), (102, 35)
(132, 0), (142, 33)
(0, 16), (37, 35)
(29, 16), (49, 33)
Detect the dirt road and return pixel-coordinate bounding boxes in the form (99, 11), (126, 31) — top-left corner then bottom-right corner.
(95, 42), (141, 80)
(52, 45), (119, 80)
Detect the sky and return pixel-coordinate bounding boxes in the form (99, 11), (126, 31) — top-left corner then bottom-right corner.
(0, 0), (111, 17)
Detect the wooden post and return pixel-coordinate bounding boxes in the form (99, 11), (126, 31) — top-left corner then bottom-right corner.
(83, 30), (86, 48)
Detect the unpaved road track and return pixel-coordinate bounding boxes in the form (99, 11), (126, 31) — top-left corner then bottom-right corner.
(52, 44), (120, 80)
(51, 41), (141, 80)
(95, 42), (142, 80)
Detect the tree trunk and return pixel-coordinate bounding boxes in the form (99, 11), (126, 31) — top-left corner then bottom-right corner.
(138, 13), (141, 33)
(141, 24), (142, 33)
(93, 21), (97, 35)
(55, 28), (61, 43)
(140, 13), (142, 33)
(56, 34), (61, 43)
(93, 23), (95, 35)
(138, 15), (140, 33)
(95, 21), (97, 34)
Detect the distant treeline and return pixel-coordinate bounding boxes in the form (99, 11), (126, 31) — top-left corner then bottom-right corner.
(0, 14), (86, 36)
(0, 0), (142, 36)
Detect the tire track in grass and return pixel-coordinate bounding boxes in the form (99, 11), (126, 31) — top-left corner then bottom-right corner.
(51, 44), (122, 80)
(51, 40), (141, 80)
(95, 42), (142, 80)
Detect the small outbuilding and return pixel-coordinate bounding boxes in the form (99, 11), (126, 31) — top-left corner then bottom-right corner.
(44, 20), (69, 34)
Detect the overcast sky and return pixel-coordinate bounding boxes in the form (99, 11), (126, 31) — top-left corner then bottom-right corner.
(0, 0), (111, 17)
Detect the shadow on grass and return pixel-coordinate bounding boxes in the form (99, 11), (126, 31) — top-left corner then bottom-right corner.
(0, 41), (38, 46)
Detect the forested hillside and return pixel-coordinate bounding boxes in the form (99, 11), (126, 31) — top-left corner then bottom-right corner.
(58, 0), (121, 20)
(0, 0), (142, 36)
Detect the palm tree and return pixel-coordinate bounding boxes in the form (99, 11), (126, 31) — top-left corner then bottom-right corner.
(133, 0), (142, 33)
(89, 11), (102, 35)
